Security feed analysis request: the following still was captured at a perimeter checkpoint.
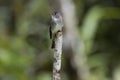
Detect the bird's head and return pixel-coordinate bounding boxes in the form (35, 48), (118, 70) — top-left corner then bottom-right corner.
(51, 12), (63, 24)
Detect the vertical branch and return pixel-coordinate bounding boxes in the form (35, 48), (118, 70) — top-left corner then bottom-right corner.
(48, 0), (63, 80)
(59, 0), (90, 80)
(53, 32), (63, 80)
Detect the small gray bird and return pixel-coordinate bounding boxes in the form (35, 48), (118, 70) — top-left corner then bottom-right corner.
(49, 12), (63, 49)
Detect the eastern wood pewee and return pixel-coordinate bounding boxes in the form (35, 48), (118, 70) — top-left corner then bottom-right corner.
(49, 12), (63, 49)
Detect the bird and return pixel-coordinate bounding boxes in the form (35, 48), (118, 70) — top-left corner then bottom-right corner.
(49, 12), (63, 49)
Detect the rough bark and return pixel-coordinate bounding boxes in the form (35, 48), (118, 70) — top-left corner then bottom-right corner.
(52, 32), (63, 80)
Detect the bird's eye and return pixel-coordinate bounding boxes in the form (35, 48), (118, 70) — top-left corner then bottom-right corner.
(54, 12), (57, 15)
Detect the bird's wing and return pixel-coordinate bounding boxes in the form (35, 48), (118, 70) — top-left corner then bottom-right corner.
(49, 25), (52, 39)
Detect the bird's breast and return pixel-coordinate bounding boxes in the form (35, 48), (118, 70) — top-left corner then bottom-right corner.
(52, 24), (63, 33)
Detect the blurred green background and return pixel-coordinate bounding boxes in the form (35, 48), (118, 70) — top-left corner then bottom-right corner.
(0, 0), (120, 80)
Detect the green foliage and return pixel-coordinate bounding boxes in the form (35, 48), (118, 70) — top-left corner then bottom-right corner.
(0, 0), (120, 80)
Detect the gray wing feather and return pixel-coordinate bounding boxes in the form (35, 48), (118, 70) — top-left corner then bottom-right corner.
(49, 25), (52, 39)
